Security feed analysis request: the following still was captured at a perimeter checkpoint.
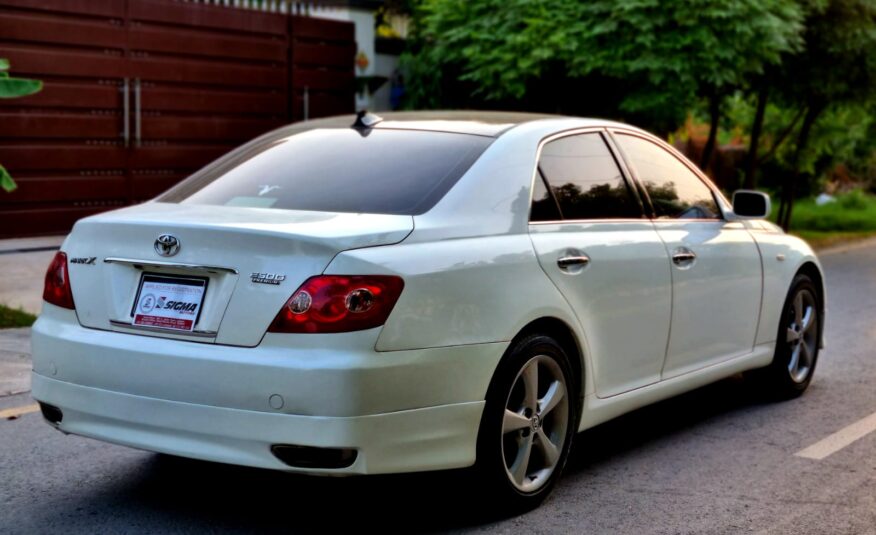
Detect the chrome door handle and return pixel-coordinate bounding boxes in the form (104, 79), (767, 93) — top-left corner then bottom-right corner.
(672, 249), (697, 266)
(120, 78), (130, 147)
(557, 255), (590, 270)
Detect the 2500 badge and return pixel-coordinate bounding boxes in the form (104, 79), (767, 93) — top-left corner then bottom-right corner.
(251, 272), (286, 285)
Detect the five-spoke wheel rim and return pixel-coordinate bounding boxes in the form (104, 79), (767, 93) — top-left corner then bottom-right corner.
(786, 288), (818, 384)
(501, 355), (569, 493)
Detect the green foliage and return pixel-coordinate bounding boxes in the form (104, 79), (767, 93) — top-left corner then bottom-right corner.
(0, 77), (42, 98)
(750, 0), (876, 227)
(791, 229), (876, 249)
(776, 0), (876, 110)
(0, 304), (36, 328)
(0, 57), (42, 99)
(774, 190), (876, 231)
(0, 59), (42, 193)
(837, 189), (869, 210)
(0, 164), (15, 193)
(403, 0), (804, 131)
(728, 96), (876, 184)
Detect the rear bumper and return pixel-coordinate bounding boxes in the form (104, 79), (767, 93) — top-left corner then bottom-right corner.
(30, 306), (505, 474)
(32, 374), (484, 474)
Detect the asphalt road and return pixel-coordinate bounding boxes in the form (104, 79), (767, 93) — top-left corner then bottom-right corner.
(2, 241), (876, 534)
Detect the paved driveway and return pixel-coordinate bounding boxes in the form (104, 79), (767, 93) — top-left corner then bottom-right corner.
(1, 240), (875, 533)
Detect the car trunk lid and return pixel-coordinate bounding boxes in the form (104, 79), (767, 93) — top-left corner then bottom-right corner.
(64, 202), (413, 346)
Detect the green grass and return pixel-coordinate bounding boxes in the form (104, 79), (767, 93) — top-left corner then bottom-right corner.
(791, 230), (876, 250)
(769, 190), (876, 249)
(783, 190), (876, 232)
(0, 304), (36, 328)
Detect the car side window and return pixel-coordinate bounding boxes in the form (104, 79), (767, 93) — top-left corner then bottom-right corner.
(530, 173), (562, 222)
(535, 133), (641, 220)
(614, 134), (721, 220)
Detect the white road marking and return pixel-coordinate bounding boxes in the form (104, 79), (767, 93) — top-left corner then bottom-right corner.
(796, 410), (876, 460)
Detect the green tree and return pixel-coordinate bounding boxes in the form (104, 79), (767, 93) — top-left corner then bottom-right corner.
(403, 0), (804, 143)
(773, 0), (876, 230)
(0, 58), (42, 192)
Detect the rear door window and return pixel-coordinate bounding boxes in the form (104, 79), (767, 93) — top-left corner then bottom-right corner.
(530, 173), (562, 222)
(534, 133), (642, 220)
(160, 129), (492, 215)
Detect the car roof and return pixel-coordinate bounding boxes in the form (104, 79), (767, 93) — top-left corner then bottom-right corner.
(290, 111), (617, 138)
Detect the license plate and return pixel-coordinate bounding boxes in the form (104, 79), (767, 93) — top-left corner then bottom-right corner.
(131, 274), (208, 332)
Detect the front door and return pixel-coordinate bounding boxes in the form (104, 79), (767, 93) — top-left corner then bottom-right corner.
(528, 131), (673, 398)
(612, 133), (762, 379)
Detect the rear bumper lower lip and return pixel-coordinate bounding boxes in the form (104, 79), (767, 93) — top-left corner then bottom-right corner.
(31, 373), (485, 475)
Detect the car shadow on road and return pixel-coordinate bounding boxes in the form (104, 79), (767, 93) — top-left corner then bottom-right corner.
(87, 375), (773, 533)
(565, 374), (770, 474)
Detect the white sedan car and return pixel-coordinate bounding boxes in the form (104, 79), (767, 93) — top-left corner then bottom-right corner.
(32, 111), (824, 510)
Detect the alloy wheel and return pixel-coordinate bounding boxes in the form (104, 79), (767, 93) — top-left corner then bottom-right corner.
(785, 288), (818, 384)
(501, 355), (570, 493)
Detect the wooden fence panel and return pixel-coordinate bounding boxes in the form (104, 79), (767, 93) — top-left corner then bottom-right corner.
(289, 16), (354, 122)
(125, 0), (289, 203)
(0, 0), (355, 237)
(0, 1), (128, 237)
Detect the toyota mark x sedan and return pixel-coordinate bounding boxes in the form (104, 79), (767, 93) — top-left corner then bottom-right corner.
(32, 111), (825, 509)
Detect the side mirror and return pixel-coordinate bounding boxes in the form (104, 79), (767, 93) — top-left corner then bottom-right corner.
(732, 190), (771, 219)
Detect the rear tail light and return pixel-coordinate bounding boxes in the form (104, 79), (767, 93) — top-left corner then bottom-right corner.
(268, 275), (404, 333)
(43, 251), (75, 310)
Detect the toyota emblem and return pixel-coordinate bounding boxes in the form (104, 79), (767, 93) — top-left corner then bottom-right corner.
(154, 234), (181, 257)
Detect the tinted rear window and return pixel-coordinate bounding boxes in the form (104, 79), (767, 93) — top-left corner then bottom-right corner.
(159, 129), (493, 215)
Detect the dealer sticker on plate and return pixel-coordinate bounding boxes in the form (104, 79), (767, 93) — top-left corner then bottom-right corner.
(133, 275), (207, 332)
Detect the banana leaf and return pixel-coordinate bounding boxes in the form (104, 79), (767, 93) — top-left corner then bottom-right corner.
(0, 165), (16, 193)
(0, 77), (42, 98)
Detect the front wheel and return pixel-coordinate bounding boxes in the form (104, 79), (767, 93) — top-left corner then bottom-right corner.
(474, 334), (578, 511)
(750, 273), (821, 399)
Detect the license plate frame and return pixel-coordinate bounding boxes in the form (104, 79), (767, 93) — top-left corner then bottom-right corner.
(130, 273), (209, 332)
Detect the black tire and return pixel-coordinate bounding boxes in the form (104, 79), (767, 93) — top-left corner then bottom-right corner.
(474, 334), (578, 512)
(749, 273), (821, 399)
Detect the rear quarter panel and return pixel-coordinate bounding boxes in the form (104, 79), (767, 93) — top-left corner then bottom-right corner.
(326, 235), (580, 352)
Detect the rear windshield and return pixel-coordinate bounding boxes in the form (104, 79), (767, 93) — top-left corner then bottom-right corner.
(159, 128), (493, 215)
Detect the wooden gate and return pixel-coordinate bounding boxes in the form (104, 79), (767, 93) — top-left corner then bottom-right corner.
(0, 0), (354, 237)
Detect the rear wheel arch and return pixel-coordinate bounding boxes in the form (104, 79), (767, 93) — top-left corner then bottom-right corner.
(473, 318), (582, 509)
(504, 317), (584, 413)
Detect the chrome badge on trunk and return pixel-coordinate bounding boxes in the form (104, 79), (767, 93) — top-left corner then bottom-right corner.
(154, 234), (181, 257)
(251, 272), (286, 285)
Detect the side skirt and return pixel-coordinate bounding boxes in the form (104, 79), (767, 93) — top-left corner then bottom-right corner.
(577, 343), (774, 432)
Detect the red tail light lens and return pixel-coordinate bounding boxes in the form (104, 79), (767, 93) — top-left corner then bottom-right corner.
(43, 251), (75, 310)
(268, 275), (404, 333)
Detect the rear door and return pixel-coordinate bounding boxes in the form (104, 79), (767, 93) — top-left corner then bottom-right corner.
(528, 130), (673, 397)
(611, 132), (762, 379)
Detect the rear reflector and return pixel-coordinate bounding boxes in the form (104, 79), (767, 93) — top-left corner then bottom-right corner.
(43, 252), (75, 310)
(268, 275), (403, 334)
